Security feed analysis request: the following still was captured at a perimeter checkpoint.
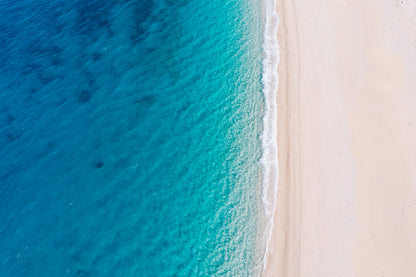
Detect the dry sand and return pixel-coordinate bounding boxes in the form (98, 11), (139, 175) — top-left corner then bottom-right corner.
(264, 0), (416, 276)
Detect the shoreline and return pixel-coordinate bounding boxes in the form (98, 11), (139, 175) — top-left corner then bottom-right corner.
(263, 0), (416, 276)
(259, 0), (279, 273)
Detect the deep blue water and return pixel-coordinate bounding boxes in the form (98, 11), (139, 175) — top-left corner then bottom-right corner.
(0, 0), (265, 275)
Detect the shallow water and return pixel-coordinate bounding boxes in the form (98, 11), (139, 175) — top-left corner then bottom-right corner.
(0, 0), (265, 276)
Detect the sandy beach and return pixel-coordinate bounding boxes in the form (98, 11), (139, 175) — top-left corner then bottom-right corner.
(264, 0), (416, 276)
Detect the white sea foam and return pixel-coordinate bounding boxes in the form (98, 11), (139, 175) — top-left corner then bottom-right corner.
(260, 0), (280, 273)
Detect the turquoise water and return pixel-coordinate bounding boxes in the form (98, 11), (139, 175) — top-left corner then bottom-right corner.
(0, 0), (266, 276)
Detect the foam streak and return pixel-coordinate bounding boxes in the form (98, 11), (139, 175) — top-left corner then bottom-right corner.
(260, 0), (280, 272)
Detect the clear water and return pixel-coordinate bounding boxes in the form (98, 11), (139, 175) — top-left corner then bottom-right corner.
(0, 0), (265, 276)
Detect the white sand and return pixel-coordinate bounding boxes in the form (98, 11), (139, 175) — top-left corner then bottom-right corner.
(264, 0), (416, 276)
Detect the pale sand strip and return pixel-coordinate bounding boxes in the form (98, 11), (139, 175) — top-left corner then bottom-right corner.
(264, 0), (416, 276)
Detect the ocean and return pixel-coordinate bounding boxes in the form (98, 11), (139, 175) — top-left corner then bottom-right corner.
(0, 0), (274, 276)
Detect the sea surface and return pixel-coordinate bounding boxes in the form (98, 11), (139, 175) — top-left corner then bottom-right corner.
(0, 0), (269, 276)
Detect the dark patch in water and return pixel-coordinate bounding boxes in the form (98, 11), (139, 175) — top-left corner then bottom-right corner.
(0, 23), (17, 58)
(166, 0), (189, 7)
(50, 56), (64, 66)
(38, 73), (57, 85)
(76, 269), (91, 276)
(35, 141), (56, 160)
(95, 161), (104, 169)
(106, 26), (115, 37)
(0, 23), (17, 42)
(6, 132), (20, 142)
(72, 252), (81, 262)
(27, 41), (62, 58)
(57, 98), (67, 107)
(131, 1), (154, 43)
(7, 115), (15, 125)
(135, 95), (156, 106)
(74, 1), (116, 35)
(77, 90), (92, 103)
(91, 52), (102, 62)
(47, 142), (54, 149)
(85, 71), (95, 87)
